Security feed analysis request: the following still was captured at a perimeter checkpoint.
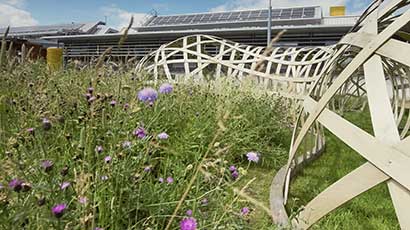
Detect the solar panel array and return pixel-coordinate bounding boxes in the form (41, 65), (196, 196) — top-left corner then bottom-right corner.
(146, 7), (318, 27)
(0, 23), (86, 37)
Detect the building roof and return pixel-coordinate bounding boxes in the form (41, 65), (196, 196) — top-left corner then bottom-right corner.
(0, 21), (115, 38)
(135, 6), (325, 33)
(144, 6), (321, 27)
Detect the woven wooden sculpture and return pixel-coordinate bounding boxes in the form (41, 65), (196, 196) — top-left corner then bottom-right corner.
(136, 34), (334, 99)
(271, 0), (410, 229)
(136, 0), (410, 228)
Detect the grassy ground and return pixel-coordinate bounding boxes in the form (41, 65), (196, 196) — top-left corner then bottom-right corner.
(286, 111), (400, 229)
(0, 61), (401, 229)
(0, 62), (291, 229)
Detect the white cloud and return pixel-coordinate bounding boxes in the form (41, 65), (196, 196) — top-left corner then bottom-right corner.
(210, 0), (367, 16)
(101, 5), (148, 30)
(3, 0), (26, 7)
(0, 0), (37, 27)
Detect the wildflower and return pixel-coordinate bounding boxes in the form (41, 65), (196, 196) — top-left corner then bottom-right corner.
(186, 209), (193, 216)
(27, 128), (35, 134)
(79, 197), (87, 205)
(37, 197), (46, 206)
(144, 166), (151, 172)
(241, 207), (250, 216)
(95, 145), (103, 153)
(42, 118), (52, 131)
(87, 87), (94, 94)
(159, 178), (164, 183)
(166, 177), (174, 184)
(229, 165), (236, 172)
(180, 217), (197, 230)
(157, 132), (169, 140)
(159, 83), (173, 94)
(9, 178), (23, 192)
(122, 141), (132, 149)
(52, 203), (67, 218)
(60, 182), (70, 190)
(133, 127), (146, 139)
(85, 93), (92, 100)
(124, 103), (129, 110)
(101, 175), (108, 181)
(246, 152), (260, 163)
(104, 156), (112, 163)
(0, 183), (3, 189)
(231, 170), (239, 180)
(109, 100), (117, 106)
(137, 88), (158, 103)
(41, 160), (53, 172)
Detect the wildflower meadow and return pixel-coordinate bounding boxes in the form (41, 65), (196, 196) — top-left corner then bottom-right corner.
(0, 62), (291, 229)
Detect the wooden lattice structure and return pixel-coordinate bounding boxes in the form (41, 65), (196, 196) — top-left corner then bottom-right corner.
(270, 0), (410, 229)
(136, 34), (334, 99)
(136, 0), (410, 228)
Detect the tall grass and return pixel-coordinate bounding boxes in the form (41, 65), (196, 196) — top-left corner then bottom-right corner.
(0, 61), (290, 229)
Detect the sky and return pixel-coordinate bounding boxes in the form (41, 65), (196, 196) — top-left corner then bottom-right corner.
(0, 0), (373, 29)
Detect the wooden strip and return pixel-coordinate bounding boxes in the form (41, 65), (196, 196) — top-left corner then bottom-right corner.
(286, 10), (410, 172)
(304, 97), (410, 190)
(341, 32), (410, 67)
(297, 162), (389, 229)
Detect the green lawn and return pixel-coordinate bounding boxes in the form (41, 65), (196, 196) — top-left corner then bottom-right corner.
(286, 111), (400, 229)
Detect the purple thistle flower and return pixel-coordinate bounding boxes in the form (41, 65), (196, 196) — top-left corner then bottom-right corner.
(157, 132), (169, 140)
(109, 100), (117, 106)
(158, 177), (164, 183)
(180, 217), (197, 230)
(138, 88), (158, 104)
(87, 87), (94, 94)
(229, 165), (236, 172)
(144, 166), (151, 172)
(246, 152), (260, 163)
(231, 170), (239, 180)
(95, 145), (103, 153)
(104, 156), (112, 163)
(186, 209), (193, 216)
(133, 127), (146, 139)
(101, 175), (108, 181)
(241, 207), (250, 216)
(27, 128), (35, 134)
(79, 196), (87, 205)
(41, 160), (53, 172)
(166, 177), (174, 184)
(122, 141), (132, 149)
(124, 103), (129, 110)
(42, 118), (52, 131)
(159, 83), (173, 94)
(9, 178), (23, 192)
(60, 182), (70, 190)
(52, 203), (67, 218)
(85, 93), (92, 100)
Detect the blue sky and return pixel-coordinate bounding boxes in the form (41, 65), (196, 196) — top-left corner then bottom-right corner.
(0, 0), (372, 28)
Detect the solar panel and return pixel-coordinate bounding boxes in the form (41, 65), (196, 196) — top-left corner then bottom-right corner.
(145, 7), (319, 27)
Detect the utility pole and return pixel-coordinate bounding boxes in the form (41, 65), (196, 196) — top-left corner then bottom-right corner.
(267, 0), (272, 46)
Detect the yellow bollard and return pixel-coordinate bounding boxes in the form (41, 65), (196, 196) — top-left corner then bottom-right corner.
(47, 47), (63, 71)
